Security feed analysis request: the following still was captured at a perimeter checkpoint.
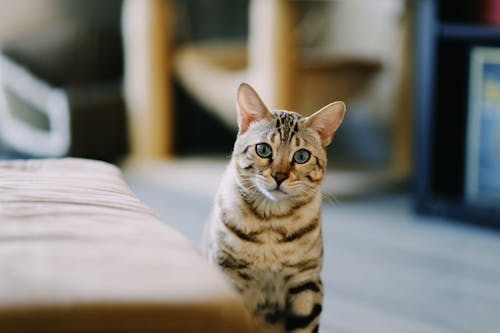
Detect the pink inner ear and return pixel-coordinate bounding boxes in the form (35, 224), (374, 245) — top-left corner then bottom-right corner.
(307, 101), (345, 147)
(236, 83), (270, 132)
(238, 111), (257, 133)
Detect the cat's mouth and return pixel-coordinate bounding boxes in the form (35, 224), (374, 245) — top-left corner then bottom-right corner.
(272, 187), (287, 195)
(254, 179), (290, 201)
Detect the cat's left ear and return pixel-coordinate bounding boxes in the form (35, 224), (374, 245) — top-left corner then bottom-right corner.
(236, 83), (272, 133)
(305, 101), (346, 147)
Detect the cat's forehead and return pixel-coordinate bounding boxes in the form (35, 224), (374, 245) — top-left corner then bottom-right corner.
(270, 110), (304, 143)
(271, 110), (304, 122)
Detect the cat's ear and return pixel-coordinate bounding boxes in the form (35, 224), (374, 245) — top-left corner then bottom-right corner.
(305, 101), (346, 147)
(236, 83), (271, 133)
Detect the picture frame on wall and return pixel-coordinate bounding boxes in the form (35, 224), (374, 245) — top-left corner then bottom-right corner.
(465, 46), (500, 208)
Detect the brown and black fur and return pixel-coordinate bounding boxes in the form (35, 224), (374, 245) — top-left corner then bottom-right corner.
(203, 83), (345, 333)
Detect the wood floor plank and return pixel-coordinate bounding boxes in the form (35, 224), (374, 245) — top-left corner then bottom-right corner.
(320, 196), (500, 333)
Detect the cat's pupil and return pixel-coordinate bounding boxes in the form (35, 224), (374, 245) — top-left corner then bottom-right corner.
(256, 143), (272, 158)
(293, 149), (310, 164)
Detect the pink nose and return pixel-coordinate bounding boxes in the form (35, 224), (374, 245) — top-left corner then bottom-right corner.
(272, 171), (289, 186)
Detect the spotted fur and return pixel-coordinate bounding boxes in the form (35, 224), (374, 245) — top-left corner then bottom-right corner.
(203, 83), (345, 333)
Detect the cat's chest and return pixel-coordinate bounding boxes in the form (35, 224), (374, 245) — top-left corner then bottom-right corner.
(227, 214), (315, 265)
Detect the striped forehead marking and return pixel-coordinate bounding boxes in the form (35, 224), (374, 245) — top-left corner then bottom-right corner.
(274, 112), (301, 143)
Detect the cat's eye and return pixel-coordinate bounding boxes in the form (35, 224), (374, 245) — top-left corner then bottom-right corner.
(293, 149), (310, 164)
(256, 143), (272, 158)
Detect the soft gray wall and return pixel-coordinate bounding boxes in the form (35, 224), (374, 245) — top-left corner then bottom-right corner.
(0, 0), (122, 46)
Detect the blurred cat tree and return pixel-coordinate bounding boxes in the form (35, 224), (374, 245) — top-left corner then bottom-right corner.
(122, 0), (412, 194)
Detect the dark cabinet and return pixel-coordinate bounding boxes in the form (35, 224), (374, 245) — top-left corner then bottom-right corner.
(413, 0), (500, 227)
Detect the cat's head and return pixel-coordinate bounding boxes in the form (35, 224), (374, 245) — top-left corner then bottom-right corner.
(232, 83), (345, 206)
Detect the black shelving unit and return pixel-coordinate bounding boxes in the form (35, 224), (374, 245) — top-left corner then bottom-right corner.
(413, 0), (500, 227)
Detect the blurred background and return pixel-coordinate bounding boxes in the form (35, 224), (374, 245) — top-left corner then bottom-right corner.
(0, 1), (499, 332)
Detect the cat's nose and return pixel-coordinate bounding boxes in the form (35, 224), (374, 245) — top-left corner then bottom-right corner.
(272, 171), (289, 186)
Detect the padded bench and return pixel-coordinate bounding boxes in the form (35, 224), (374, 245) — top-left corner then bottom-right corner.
(0, 158), (251, 333)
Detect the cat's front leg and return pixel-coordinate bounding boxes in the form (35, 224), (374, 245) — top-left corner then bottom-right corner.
(285, 279), (323, 333)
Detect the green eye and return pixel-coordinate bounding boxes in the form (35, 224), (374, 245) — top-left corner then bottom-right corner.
(293, 149), (310, 164)
(256, 143), (272, 158)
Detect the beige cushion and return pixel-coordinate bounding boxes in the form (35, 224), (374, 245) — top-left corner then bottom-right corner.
(0, 158), (251, 333)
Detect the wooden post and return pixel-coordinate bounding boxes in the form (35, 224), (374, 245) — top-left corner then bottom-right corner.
(122, 0), (173, 159)
(392, 1), (413, 180)
(248, 0), (296, 110)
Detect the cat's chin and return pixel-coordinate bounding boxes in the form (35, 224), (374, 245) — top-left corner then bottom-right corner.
(265, 189), (289, 202)
(257, 185), (290, 202)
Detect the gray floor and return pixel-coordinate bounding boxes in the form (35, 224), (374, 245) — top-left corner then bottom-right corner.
(124, 159), (500, 333)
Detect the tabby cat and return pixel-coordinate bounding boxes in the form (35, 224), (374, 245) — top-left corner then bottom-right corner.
(203, 83), (345, 333)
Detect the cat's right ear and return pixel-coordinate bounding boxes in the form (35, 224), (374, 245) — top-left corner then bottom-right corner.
(236, 83), (271, 133)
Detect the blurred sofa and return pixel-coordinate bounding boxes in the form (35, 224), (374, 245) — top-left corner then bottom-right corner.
(0, 158), (251, 333)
